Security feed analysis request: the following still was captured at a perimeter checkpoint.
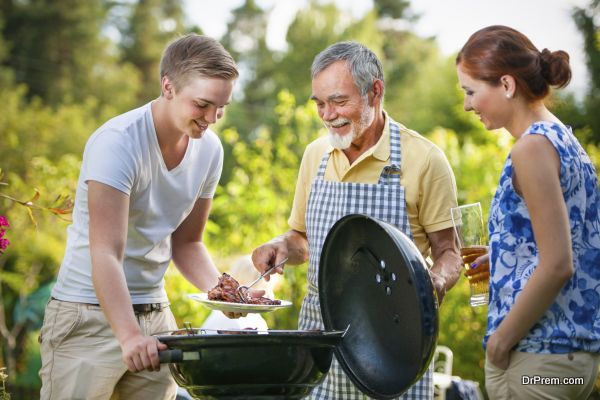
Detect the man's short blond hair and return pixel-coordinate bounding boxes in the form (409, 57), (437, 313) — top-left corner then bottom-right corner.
(160, 34), (239, 92)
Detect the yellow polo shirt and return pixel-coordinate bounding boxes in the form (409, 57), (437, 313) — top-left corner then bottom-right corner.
(288, 114), (457, 257)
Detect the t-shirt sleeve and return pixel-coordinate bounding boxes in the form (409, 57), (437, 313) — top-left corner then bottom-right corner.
(199, 141), (224, 199)
(419, 145), (458, 232)
(83, 129), (136, 195)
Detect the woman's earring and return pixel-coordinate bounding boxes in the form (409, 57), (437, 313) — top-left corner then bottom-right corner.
(506, 93), (512, 99)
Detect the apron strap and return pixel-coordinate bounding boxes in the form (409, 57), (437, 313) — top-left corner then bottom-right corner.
(378, 119), (403, 185)
(315, 150), (330, 179)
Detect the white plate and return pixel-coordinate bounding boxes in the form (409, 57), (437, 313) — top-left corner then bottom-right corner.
(187, 293), (292, 314)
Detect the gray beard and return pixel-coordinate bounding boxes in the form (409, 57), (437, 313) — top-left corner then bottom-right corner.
(327, 131), (353, 149)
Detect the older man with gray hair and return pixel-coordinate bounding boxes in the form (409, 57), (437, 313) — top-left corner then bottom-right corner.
(252, 41), (461, 399)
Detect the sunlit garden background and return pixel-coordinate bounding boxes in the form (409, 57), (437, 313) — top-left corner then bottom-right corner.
(0, 0), (599, 398)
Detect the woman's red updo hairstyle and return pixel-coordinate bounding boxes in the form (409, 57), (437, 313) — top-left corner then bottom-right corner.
(456, 25), (571, 102)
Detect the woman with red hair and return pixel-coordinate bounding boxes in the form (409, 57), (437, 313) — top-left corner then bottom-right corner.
(456, 25), (600, 399)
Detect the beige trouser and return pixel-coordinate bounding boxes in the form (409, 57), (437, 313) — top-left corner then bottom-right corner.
(485, 350), (599, 400)
(39, 299), (178, 400)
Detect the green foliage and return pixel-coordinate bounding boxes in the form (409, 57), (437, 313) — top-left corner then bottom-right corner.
(1, 0), (106, 105)
(207, 91), (322, 257)
(573, 0), (600, 144)
(119, 0), (185, 103)
(437, 281), (487, 386)
(0, 83), (115, 177)
(428, 127), (507, 392)
(1, 155), (79, 296)
(0, 154), (77, 388)
(0, 367), (9, 399)
(282, 1), (352, 103)
(373, 0), (412, 19)
(164, 266), (211, 328)
(383, 35), (454, 135)
(219, 0), (279, 140)
(430, 127), (513, 209)
(12, 333), (40, 388)
(0, 1), (141, 112)
(584, 139), (600, 172)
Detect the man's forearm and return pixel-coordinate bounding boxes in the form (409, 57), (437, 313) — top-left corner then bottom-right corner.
(430, 249), (462, 292)
(428, 227), (463, 293)
(281, 229), (309, 264)
(91, 253), (141, 344)
(172, 241), (221, 292)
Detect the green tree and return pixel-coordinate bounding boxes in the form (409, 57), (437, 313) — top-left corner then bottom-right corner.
(218, 0), (275, 183)
(119, 0), (185, 103)
(0, 9), (13, 87)
(280, 1), (363, 104)
(573, 0), (600, 144)
(382, 32), (454, 133)
(0, 84), (109, 177)
(0, 0), (139, 110)
(373, 0), (412, 19)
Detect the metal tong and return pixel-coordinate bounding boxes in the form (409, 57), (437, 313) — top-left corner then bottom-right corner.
(236, 257), (288, 303)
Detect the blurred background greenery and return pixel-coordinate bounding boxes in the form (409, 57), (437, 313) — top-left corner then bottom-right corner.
(0, 0), (598, 398)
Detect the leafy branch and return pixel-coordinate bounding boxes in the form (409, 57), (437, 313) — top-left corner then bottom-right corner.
(0, 169), (73, 226)
(0, 167), (73, 386)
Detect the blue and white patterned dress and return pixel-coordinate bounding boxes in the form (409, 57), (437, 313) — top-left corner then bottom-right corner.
(486, 121), (600, 354)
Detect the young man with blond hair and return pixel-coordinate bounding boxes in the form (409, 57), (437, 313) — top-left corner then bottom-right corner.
(39, 34), (238, 400)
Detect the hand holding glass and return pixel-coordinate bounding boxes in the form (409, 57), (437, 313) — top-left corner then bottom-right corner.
(451, 203), (489, 307)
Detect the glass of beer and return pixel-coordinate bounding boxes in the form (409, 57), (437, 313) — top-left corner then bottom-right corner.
(451, 202), (489, 307)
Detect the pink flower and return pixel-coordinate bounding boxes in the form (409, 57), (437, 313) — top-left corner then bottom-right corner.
(0, 215), (9, 253)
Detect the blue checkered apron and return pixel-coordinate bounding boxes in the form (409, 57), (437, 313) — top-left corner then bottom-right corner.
(299, 120), (433, 399)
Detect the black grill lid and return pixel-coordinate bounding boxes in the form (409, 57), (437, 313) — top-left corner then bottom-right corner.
(318, 214), (439, 399)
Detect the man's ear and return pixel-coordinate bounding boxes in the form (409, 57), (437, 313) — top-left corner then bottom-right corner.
(161, 76), (174, 99)
(370, 79), (384, 105)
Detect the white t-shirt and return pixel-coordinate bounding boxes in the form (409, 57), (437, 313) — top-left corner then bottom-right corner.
(52, 102), (223, 304)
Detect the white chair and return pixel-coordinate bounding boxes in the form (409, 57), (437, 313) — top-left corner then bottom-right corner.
(433, 345), (454, 400)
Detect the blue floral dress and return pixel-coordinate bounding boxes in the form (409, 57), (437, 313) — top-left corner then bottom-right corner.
(486, 121), (600, 354)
